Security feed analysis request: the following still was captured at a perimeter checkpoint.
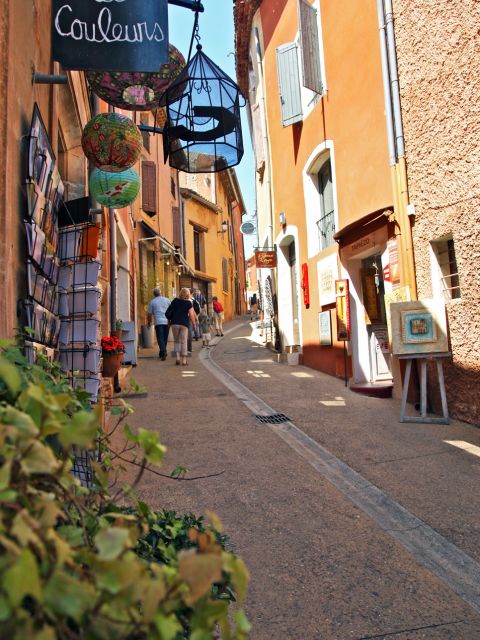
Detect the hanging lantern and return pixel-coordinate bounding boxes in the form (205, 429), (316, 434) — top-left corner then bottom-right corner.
(82, 113), (142, 172)
(89, 168), (140, 209)
(163, 45), (244, 174)
(86, 44), (187, 111)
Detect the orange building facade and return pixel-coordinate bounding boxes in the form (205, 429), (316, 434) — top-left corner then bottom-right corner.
(235, 0), (415, 392)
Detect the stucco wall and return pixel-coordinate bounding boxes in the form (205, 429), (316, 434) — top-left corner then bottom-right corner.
(393, 0), (480, 423)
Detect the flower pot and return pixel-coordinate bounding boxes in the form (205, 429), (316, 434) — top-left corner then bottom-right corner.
(102, 353), (123, 377)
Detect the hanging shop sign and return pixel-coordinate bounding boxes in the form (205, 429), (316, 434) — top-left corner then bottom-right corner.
(52, 0), (169, 72)
(255, 250), (277, 269)
(301, 263), (310, 308)
(335, 279), (351, 341)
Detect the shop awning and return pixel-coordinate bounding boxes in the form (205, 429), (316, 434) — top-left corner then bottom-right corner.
(333, 207), (394, 245)
(139, 220), (195, 275)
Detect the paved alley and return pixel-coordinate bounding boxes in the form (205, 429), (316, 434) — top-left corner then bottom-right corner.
(126, 320), (480, 640)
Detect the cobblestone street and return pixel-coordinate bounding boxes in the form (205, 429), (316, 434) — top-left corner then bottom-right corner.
(126, 320), (480, 639)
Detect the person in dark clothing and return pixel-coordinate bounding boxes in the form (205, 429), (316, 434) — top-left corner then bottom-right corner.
(165, 288), (197, 366)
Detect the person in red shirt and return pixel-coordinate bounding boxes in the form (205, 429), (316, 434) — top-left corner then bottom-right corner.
(212, 296), (224, 336)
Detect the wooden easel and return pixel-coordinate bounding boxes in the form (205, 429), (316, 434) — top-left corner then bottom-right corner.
(399, 352), (451, 424)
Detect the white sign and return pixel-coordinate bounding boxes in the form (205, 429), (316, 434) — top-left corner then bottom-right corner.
(240, 221), (256, 235)
(317, 254), (338, 306)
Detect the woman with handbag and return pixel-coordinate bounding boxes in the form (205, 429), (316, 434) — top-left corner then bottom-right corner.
(165, 288), (197, 366)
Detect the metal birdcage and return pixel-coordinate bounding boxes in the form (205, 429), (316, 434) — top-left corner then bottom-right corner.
(163, 44), (244, 173)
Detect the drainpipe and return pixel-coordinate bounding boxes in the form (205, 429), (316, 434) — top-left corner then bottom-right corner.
(377, 0), (417, 298)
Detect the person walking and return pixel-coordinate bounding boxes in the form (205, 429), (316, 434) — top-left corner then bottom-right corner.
(187, 291), (201, 353)
(165, 287), (197, 366)
(147, 287), (170, 360)
(192, 287), (206, 340)
(198, 310), (212, 347)
(249, 292), (259, 321)
(212, 296), (224, 336)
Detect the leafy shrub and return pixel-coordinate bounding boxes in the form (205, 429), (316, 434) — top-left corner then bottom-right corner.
(0, 341), (250, 639)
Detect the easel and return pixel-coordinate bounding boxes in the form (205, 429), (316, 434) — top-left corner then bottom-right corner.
(399, 352), (451, 424)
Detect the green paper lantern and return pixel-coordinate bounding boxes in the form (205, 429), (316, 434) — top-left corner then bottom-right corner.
(89, 168), (140, 209)
(82, 113), (142, 172)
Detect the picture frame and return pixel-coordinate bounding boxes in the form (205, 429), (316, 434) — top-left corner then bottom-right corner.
(319, 310), (332, 346)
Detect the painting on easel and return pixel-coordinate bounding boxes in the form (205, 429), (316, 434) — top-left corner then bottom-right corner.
(390, 299), (449, 356)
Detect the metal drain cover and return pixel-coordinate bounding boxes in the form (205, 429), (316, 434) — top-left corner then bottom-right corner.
(255, 413), (291, 424)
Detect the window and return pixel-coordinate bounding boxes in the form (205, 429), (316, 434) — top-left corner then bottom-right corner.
(170, 176), (176, 198)
(431, 235), (461, 301)
(172, 206), (182, 248)
(316, 160), (335, 250)
(222, 257), (229, 292)
(193, 229), (201, 271)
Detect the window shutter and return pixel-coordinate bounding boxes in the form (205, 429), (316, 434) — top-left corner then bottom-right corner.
(172, 206), (182, 248)
(142, 161), (156, 215)
(276, 43), (303, 127)
(222, 257), (229, 292)
(298, 0), (323, 95)
(252, 102), (265, 164)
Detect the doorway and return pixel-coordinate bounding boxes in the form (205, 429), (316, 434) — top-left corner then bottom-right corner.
(361, 255), (392, 381)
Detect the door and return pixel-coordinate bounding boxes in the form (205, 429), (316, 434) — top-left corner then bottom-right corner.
(288, 242), (301, 345)
(361, 255), (392, 381)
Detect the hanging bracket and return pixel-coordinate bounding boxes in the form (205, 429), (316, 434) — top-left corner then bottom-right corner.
(33, 73), (68, 85)
(168, 0), (204, 11)
(138, 125), (164, 135)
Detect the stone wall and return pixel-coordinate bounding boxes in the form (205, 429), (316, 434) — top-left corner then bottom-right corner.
(393, 0), (480, 423)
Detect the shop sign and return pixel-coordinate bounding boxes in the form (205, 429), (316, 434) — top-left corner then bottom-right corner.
(343, 227), (388, 259)
(335, 279), (351, 341)
(383, 264), (391, 281)
(255, 250), (277, 269)
(317, 253), (338, 306)
(52, 0), (168, 72)
(387, 237), (400, 284)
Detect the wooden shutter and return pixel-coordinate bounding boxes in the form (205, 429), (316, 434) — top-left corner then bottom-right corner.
(142, 161), (156, 215)
(172, 206), (182, 248)
(252, 102), (265, 164)
(276, 43), (303, 127)
(222, 258), (229, 292)
(298, 0), (323, 95)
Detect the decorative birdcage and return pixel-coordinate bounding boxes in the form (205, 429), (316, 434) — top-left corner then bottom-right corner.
(82, 113), (142, 173)
(89, 168), (140, 209)
(86, 44), (186, 111)
(163, 45), (244, 173)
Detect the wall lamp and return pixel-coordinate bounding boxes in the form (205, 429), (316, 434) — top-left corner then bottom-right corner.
(217, 220), (228, 234)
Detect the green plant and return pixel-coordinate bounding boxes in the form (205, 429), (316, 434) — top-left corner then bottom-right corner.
(0, 340), (250, 639)
(115, 320), (123, 331)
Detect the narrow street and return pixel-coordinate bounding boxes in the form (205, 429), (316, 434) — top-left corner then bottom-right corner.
(127, 320), (480, 640)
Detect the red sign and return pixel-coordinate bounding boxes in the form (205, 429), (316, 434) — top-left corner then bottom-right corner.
(383, 264), (391, 282)
(335, 279), (351, 341)
(301, 263), (310, 308)
(255, 250), (277, 268)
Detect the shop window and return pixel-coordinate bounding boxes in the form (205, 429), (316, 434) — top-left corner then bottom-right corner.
(430, 235), (461, 301)
(317, 159), (335, 250)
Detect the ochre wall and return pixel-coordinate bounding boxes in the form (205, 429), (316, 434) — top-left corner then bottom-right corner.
(258, 0), (392, 369)
(393, 0), (480, 423)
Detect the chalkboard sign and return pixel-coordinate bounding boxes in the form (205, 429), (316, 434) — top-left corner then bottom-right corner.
(52, 0), (169, 72)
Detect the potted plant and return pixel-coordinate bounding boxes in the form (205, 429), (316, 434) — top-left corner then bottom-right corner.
(112, 319), (123, 338)
(101, 335), (126, 377)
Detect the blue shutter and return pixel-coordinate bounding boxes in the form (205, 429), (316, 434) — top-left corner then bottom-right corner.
(276, 43), (303, 127)
(299, 0), (323, 95)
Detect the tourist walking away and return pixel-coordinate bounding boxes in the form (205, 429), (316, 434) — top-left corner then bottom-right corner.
(165, 288), (197, 366)
(192, 287), (206, 340)
(147, 287), (170, 360)
(212, 296), (224, 336)
(249, 293), (259, 321)
(187, 292), (201, 351)
(198, 310), (211, 347)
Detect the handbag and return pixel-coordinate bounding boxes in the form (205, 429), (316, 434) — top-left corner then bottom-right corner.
(165, 302), (174, 321)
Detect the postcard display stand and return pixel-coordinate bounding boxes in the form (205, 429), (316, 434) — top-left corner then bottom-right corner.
(25, 106), (102, 487)
(58, 222), (102, 403)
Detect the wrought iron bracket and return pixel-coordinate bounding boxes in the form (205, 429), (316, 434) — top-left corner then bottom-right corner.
(32, 73), (68, 85)
(168, 0), (204, 12)
(138, 125), (164, 135)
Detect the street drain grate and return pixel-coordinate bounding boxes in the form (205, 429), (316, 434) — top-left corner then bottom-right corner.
(255, 413), (291, 424)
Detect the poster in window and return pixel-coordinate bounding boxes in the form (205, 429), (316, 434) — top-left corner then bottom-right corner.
(319, 310), (332, 346)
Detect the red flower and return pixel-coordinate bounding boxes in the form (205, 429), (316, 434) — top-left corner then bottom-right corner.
(101, 335), (125, 355)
